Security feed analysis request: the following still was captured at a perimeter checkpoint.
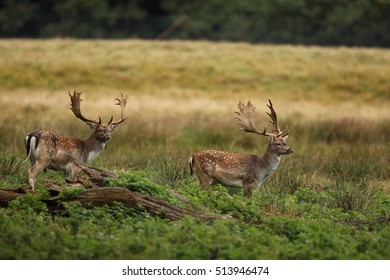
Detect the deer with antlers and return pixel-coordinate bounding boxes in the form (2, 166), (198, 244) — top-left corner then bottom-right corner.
(24, 91), (127, 190)
(189, 99), (293, 197)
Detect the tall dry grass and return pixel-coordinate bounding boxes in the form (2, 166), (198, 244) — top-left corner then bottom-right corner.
(0, 39), (389, 192)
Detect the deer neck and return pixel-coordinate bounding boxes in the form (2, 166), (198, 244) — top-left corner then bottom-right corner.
(83, 133), (107, 162)
(260, 145), (281, 172)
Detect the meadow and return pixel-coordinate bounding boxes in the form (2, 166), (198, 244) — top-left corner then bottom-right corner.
(0, 39), (389, 259)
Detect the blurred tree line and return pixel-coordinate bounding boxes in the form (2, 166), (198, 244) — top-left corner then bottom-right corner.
(1, 0), (389, 47)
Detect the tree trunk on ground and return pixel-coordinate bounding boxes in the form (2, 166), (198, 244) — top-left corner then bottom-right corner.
(0, 188), (27, 206)
(45, 187), (230, 221)
(0, 164), (231, 221)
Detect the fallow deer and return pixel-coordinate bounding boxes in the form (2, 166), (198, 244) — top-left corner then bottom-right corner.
(189, 99), (293, 197)
(24, 90), (127, 190)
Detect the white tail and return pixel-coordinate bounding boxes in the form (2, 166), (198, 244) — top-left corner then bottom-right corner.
(190, 99), (293, 197)
(24, 90), (127, 190)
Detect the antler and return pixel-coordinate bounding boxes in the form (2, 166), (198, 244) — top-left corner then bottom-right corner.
(109, 92), (128, 126)
(235, 99), (289, 137)
(235, 100), (266, 136)
(266, 99), (281, 135)
(69, 90), (100, 124)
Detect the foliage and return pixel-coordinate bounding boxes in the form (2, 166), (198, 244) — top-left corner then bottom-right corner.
(111, 171), (181, 206)
(58, 186), (86, 200)
(8, 193), (48, 213)
(1, 0), (390, 47)
(0, 170), (389, 259)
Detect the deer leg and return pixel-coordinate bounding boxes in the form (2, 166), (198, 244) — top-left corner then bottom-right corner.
(28, 162), (48, 191)
(243, 184), (254, 198)
(196, 174), (214, 190)
(199, 180), (211, 190)
(64, 162), (81, 182)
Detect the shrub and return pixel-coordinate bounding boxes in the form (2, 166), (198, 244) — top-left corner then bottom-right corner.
(58, 186), (85, 200)
(8, 193), (48, 213)
(111, 171), (181, 206)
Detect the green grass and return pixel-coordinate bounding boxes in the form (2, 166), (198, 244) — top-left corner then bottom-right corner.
(0, 39), (389, 259)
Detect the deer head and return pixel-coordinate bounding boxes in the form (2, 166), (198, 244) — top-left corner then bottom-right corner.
(69, 90), (127, 143)
(235, 99), (293, 155)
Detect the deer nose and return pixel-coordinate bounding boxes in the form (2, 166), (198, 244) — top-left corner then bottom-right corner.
(99, 135), (111, 141)
(288, 148), (294, 154)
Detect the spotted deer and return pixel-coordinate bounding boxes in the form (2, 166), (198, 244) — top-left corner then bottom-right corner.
(189, 99), (293, 197)
(24, 91), (127, 190)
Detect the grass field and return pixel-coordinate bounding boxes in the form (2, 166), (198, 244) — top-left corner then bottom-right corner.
(0, 39), (389, 259)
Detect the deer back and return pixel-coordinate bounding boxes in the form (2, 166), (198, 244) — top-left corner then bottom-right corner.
(25, 130), (89, 169)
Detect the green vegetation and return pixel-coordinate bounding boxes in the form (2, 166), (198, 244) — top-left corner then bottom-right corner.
(1, 0), (389, 47)
(0, 40), (389, 259)
(1, 171), (389, 259)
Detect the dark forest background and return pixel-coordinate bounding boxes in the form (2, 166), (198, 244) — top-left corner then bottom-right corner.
(1, 0), (390, 47)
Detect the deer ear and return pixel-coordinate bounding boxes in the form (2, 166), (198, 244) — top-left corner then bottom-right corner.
(269, 135), (275, 144)
(109, 123), (121, 131)
(282, 135), (288, 141)
(85, 121), (98, 130)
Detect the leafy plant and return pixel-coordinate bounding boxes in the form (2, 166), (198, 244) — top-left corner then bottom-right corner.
(58, 186), (86, 200)
(8, 193), (48, 213)
(111, 171), (181, 206)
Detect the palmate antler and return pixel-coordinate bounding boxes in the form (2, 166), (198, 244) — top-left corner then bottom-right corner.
(235, 100), (264, 135)
(69, 90), (128, 126)
(235, 99), (289, 137)
(109, 92), (128, 126)
(69, 90), (101, 125)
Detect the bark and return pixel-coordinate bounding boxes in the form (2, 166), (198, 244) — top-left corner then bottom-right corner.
(0, 188), (26, 206)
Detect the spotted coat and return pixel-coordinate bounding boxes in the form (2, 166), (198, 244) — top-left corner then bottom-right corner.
(190, 136), (293, 197)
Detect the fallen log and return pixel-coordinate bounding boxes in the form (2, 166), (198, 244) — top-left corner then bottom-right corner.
(0, 185), (230, 221)
(45, 187), (231, 221)
(74, 162), (117, 187)
(0, 165), (231, 221)
(0, 188), (26, 206)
